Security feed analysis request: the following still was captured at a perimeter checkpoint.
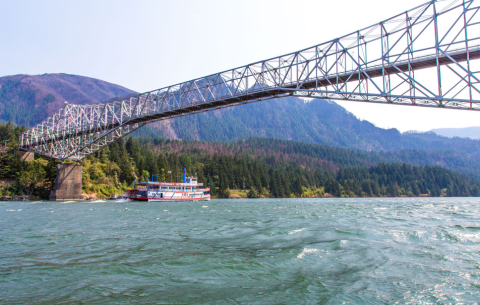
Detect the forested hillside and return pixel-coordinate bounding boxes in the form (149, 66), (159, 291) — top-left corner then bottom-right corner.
(116, 137), (479, 198)
(139, 97), (480, 154)
(1, 122), (478, 199)
(142, 98), (405, 150)
(136, 137), (480, 181)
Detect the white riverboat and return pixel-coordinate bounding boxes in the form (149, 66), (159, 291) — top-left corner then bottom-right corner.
(121, 169), (210, 202)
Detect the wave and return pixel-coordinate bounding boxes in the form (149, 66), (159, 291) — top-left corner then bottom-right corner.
(296, 248), (320, 259)
(288, 228), (307, 235)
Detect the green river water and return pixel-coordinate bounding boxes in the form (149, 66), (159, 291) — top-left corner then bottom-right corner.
(1, 198), (480, 304)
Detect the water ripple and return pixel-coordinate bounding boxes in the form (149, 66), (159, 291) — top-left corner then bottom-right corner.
(1, 198), (480, 303)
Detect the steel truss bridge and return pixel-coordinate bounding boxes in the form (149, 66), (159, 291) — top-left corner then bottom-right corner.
(20, 0), (480, 161)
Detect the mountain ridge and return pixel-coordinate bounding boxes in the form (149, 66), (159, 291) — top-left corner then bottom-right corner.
(0, 73), (135, 126)
(431, 126), (480, 139)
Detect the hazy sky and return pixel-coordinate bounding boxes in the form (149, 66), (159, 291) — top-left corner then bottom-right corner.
(1, 0), (480, 132)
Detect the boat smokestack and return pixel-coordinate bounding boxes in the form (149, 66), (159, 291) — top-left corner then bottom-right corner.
(183, 168), (186, 183)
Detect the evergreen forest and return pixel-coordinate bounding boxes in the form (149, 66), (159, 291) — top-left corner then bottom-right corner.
(0, 122), (479, 199)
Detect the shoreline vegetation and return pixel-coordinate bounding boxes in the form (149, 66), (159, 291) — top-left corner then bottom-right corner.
(0, 122), (479, 200)
(226, 189), (438, 199)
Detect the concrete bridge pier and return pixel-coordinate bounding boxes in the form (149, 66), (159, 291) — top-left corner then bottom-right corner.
(49, 163), (83, 201)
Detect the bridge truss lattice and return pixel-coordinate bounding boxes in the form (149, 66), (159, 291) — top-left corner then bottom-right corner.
(20, 0), (480, 161)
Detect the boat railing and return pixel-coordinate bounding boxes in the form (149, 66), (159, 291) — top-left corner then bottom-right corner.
(145, 187), (210, 192)
(136, 181), (204, 187)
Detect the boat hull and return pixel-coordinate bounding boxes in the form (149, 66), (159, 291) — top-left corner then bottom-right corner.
(121, 196), (211, 202)
(147, 197), (210, 202)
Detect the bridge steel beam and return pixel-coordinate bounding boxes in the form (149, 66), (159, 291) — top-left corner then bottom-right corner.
(20, 0), (480, 161)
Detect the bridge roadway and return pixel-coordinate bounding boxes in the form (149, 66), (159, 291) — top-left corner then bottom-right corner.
(21, 47), (480, 150)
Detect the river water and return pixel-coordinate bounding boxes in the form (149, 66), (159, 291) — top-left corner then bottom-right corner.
(1, 198), (480, 304)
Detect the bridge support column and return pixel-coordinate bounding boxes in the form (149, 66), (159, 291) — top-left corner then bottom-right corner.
(49, 163), (83, 201)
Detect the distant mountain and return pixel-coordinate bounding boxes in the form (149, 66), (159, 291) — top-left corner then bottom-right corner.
(431, 126), (480, 139)
(0, 73), (135, 126)
(142, 98), (405, 151)
(139, 97), (480, 154)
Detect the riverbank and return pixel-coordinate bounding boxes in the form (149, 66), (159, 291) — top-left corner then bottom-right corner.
(79, 187), (449, 201)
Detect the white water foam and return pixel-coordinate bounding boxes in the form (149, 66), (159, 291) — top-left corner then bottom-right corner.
(288, 228), (306, 235)
(297, 248), (320, 259)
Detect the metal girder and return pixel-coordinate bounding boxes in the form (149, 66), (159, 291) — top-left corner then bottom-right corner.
(20, 0), (480, 161)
